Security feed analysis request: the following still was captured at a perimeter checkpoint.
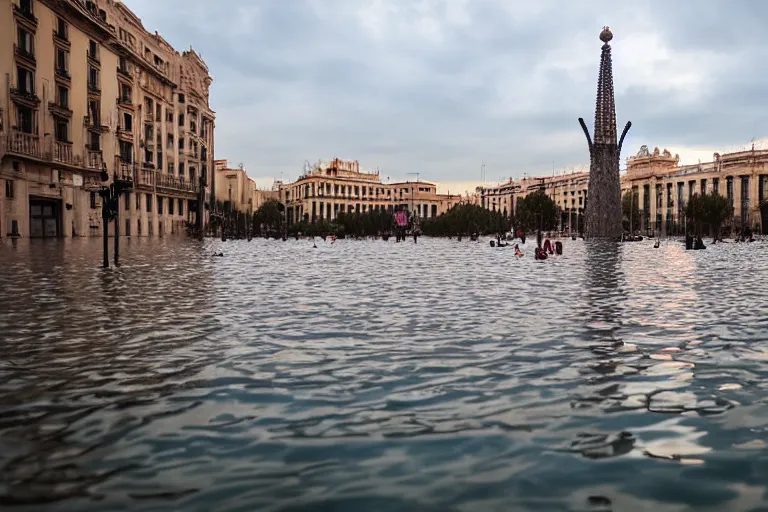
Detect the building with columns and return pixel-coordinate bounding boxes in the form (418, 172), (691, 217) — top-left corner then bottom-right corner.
(0, 0), (215, 239)
(278, 158), (465, 225)
(477, 144), (768, 235)
(622, 145), (768, 235)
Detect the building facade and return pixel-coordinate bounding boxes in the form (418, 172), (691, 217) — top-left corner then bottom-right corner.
(622, 145), (768, 235)
(477, 145), (768, 235)
(479, 171), (590, 233)
(0, 0), (215, 239)
(278, 158), (464, 225)
(214, 159), (278, 216)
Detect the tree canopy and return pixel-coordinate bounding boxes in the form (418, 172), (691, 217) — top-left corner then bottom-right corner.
(515, 190), (559, 232)
(421, 203), (511, 236)
(622, 191), (641, 232)
(685, 192), (732, 239)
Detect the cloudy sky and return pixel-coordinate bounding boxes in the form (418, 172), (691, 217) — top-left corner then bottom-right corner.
(126, 0), (768, 194)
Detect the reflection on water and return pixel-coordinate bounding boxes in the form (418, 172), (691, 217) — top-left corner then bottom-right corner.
(0, 237), (767, 511)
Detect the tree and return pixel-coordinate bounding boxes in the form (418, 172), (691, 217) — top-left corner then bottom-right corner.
(515, 190), (558, 233)
(622, 191), (640, 232)
(686, 192), (731, 242)
(253, 198), (283, 233)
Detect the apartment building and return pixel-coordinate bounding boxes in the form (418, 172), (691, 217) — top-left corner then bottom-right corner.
(0, 0), (215, 239)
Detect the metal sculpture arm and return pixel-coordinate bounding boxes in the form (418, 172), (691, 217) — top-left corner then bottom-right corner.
(578, 118), (593, 152)
(618, 121), (632, 155)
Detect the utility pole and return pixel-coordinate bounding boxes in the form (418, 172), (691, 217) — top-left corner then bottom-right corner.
(98, 162), (133, 268)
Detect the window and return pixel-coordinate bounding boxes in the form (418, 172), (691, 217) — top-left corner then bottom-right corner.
(56, 18), (68, 40)
(178, 198), (183, 216)
(168, 197), (174, 215)
(167, 111), (173, 123)
(119, 56), (128, 73)
(123, 112), (132, 131)
(88, 66), (99, 89)
(18, 27), (33, 54)
(89, 99), (99, 124)
(157, 152), (163, 169)
(5, 180), (14, 199)
(168, 162), (174, 174)
(16, 66), (34, 94)
(156, 103), (162, 121)
(178, 113), (184, 127)
(167, 133), (174, 149)
(178, 137), (184, 150)
(119, 140), (133, 162)
(144, 148), (153, 163)
(16, 105), (33, 133)
(88, 131), (100, 151)
(135, 192), (140, 209)
(178, 93), (185, 104)
(55, 119), (68, 142)
(713, 178), (720, 195)
(146, 193), (152, 212)
(88, 40), (98, 61)
(20, 0), (33, 15)
(157, 196), (163, 215)
(57, 85), (69, 108)
(120, 84), (132, 102)
(90, 191), (97, 209)
(179, 162), (185, 177)
(56, 48), (68, 72)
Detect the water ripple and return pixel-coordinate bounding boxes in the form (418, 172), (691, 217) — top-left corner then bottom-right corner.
(0, 236), (767, 511)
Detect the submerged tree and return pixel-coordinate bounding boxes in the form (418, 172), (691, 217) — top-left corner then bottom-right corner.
(515, 190), (559, 233)
(253, 198), (284, 233)
(621, 191), (641, 232)
(421, 203), (511, 237)
(685, 192), (732, 241)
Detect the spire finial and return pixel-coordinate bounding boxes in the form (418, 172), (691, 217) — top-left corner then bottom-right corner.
(600, 26), (613, 43)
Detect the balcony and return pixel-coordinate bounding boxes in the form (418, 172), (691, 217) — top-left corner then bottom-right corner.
(115, 157), (134, 182)
(14, 44), (36, 66)
(158, 172), (199, 195)
(117, 66), (132, 80)
(6, 131), (41, 159)
(55, 67), (71, 82)
(117, 96), (133, 108)
(87, 50), (100, 65)
(48, 100), (72, 118)
(13, 4), (38, 28)
(53, 30), (70, 47)
(10, 88), (41, 107)
(116, 127), (133, 141)
(85, 148), (103, 171)
(144, 112), (154, 124)
(87, 82), (101, 95)
(53, 140), (74, 165)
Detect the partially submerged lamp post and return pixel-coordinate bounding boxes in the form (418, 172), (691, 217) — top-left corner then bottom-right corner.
(98, 163), (134, 268)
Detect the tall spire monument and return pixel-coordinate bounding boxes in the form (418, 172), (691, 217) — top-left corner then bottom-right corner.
(578, 27), (631, 239)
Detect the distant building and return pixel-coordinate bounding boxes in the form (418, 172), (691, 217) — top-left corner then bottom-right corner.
(0, 0), (215, 239)
(477, 145), (768, 235)
(214, 159), (277, 214)
(278, 158), (464, 225)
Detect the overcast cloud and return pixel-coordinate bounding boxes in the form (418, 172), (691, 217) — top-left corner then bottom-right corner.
(125, 0), (768, 193)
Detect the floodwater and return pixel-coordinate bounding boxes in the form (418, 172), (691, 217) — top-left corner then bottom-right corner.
(0, 236), (767, 511)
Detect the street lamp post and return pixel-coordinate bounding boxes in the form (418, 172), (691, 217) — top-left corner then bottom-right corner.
(98, 163), (134, 268)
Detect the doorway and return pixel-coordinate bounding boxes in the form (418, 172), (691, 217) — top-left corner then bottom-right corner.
(29, 198), (60, 238)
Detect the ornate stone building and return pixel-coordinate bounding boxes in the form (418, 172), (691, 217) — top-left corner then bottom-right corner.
(477, 145), (768, 236)
(622, 145), (768, 235)
(0, 0), (215, 239)
(279, 158), (465, 225)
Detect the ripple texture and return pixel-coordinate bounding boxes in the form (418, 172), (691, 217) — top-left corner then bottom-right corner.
(0, 236), (767, 511)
